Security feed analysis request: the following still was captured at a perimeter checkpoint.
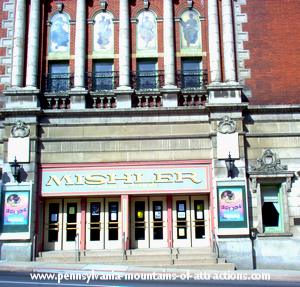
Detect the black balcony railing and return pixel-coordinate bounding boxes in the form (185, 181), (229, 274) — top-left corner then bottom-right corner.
(43, 73), (73, 93)
(176, 70), (208, 90)
(131, 70), (164, 90)
(86, 72), (119, 92)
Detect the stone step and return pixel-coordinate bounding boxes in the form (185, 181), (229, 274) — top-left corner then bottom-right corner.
(172, 263), (236, 271)
(175, 247), (213, 255)
(175, 254), (216, 260)
(175, 257), (217, 264)
(127, 248), (171, 256)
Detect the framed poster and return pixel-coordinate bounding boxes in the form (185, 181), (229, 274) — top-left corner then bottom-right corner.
(217, 186), (247, 228)
(2, 190), (30, 232)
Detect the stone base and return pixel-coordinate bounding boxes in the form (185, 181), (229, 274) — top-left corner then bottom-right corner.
(0, 242), (32, 261)
(207, 83), (243, 104)
(161, 88), (180, 108)
(69, 90), (88, 110)
(254, 237), (300, 270)
(4, 88), (40, 109)
(218, 237), (253, 269)
(114, 88), (134, 109)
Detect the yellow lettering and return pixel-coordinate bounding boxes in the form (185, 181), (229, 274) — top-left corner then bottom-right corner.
(175, 172), (202, 184)
(74, 175), (84, 185)
(46, 175), (74, 186)
(85, 174), (106, 185)
(107, 173), (133, 184)
(133, 173), (154, 184)
(154, 173), (174, 183)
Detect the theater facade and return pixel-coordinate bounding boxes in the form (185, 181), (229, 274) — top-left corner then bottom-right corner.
(0, 0), (300, 270)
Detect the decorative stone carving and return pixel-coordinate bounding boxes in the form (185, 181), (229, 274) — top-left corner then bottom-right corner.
(56, 3), (64, 13)
(187, 0), (193, 9)
(143, 0), (149, 10)
(11, 120), (30, 138)
(251, 149), (287, 173)
(217, 116), (236, 134)
(100, 0), (107, 11)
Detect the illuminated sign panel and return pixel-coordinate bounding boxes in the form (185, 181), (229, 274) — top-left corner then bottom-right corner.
(41, 163), (211, 196)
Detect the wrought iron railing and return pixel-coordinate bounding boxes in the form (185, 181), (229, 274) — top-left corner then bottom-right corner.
(43, 73), (73, 93)
(131, 70), (164, 90)
(176, 70), (208, 90)
(86, 71), (119, 92)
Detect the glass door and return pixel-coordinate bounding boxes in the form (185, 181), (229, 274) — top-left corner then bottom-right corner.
(105, 198), (121, 249)
(191, 196), (210, 247)
(44, 199), (63, 251)
(131, 197), (149, 248)
(86, 198), (104, 250)
(149, 197), (168, 248)
(172, 196), (191, 248)
(62, 199), (81, 250)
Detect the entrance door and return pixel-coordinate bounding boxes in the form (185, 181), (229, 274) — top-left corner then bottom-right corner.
(191, 196), (210, 247)
(131, 197), (149, 248)
(105, 198), (121, 249)
(44, 199), (63, 251)
(149, 197), (168, 248)
(173, 196), (191, 247)
(86, 198), (104, 250)
(62, 199), (81, 250)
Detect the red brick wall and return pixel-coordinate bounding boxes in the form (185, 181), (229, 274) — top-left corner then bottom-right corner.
(0, 0), (10, 92)
(242, 0), (300, 105)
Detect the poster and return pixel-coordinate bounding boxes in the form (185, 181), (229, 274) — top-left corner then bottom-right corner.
(154, 211), (161, 220)
(196, 211), (203, 220)
(217, 186), (247, 228)
(3, 191), (29, 225)
(91, 203), (100, 216)
(178, 203), (185, 212)
(178, 227), (186, 237)
(137, 210), (144, 219)
(111, 212), (117, 221)
(178, 212), (186, 219)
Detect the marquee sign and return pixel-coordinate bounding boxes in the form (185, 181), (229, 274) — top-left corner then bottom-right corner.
(41, 163), (211, 196)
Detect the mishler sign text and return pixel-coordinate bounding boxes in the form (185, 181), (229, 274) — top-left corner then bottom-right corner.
(41, 164), (210, 196)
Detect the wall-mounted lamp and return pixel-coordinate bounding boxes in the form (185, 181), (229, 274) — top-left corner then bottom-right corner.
(225, 152), (235, 178)
(10, 157), (21, 183)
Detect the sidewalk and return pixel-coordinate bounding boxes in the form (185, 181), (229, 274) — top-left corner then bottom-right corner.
(0, 260), (300, 282)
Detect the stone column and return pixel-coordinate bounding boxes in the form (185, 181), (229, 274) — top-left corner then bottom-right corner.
(25, 0), (40, 89)
(163, 0), (176, 87)
(118, 0), (130, 89)
(11, 0), (26, 87)
(208, 0), (221, 83)
(73, 0), (86, 89)
(222, 0), (236, 82)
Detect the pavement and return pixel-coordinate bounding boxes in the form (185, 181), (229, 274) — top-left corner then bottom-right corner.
(0, 260), (300, 282)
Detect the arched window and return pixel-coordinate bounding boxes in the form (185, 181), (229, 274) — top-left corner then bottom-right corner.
(49, 13), (70, 53)
(136, 10), (157, 53)
(93, 12), (114, 52)
(180, 10), (201, 51)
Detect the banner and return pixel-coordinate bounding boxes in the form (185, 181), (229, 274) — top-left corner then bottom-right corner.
(217, 186), (247, 228)
(3, 191), (29, 226)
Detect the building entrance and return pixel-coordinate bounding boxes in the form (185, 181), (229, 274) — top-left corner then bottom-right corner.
(172, 195), (209, 247)
(130, 196), (168, 248)
(44, 198), (121, 251)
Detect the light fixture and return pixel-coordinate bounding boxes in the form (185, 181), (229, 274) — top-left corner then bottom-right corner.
(10, 157), (21, 183)
(225, 152), (235, 178)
